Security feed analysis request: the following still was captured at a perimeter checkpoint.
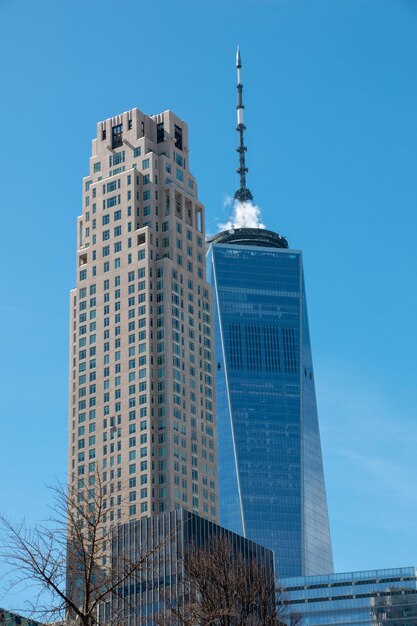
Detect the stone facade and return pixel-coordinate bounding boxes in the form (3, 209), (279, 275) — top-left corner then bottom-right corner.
(68, 109), (217, 559)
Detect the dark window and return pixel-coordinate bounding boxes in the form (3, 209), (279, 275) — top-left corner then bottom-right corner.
(174, 124), (183, 151)
(157, 122), (165, 143)
(128, 119), (133, 130)
(112, 124), (123, 149)
(102, 128), (107, 140)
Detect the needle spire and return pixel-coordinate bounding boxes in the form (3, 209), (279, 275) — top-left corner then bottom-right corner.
(234, 46), (253, 203)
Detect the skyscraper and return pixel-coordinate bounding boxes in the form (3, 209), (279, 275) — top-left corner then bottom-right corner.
(206, 50), (333, 577)
(68, 108), (218, 541)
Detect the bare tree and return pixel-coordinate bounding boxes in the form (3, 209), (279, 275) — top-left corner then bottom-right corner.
(0, 472), (174, 626)
(156, 534), (301, 626)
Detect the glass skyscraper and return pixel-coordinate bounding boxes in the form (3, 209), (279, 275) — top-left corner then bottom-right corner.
(207, 227), (333, 577)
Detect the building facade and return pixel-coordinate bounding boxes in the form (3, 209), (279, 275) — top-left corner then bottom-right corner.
(0, 610), (45, 626)
(68, 108), (217, 550)
(206, 227), (333, 577)
(281, 566), (417, 626)
(109, 508), (275, 625)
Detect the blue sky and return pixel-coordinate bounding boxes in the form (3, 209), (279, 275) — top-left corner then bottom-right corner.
(0, 0), (416, 607)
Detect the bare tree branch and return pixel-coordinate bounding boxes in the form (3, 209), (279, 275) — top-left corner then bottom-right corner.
(0, 470), (176, 626)
(156, 534), (301, 626)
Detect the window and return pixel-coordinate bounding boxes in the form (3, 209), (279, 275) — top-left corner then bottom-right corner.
(157, 122), (164, 143)
(102, 215), (110, 226)
(174, 152), (184, 167)
(143, 174), (150, 185)
(133, 147), (141, 157)
(174, 125), (183, 151)
(176, 168), (183, 182)
(93, 162), (101, 173)
(112, 124), (123, 149)
(110, 151), (125, 167)
(107, 196), (118, 208)
(142, 158), (150, 169)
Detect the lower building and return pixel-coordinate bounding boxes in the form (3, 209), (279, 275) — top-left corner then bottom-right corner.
(281, 566), (417, 626)
(0, 610), (45, 626)
(109, 508), (275, 625)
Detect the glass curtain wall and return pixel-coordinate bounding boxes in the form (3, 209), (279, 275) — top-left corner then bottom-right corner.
(207, 235), (333, 577)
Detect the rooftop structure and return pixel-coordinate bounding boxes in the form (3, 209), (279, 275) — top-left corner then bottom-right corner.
(207, 227), (288, 249)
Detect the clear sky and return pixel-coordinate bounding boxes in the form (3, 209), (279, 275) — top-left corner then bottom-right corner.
(1, 0), (416, 607)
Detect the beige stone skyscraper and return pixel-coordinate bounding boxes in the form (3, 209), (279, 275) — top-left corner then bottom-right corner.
(68, 108), (217, 536)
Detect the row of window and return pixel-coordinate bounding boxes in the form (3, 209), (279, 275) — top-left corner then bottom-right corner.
(79, 250), (146, 280)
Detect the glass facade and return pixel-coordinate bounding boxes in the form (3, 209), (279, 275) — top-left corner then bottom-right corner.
(281, 566), (417, 626)
(0, 610), (44, 626)
(206, 229), (333, 577)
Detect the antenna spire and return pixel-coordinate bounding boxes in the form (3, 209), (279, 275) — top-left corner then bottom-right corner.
(234, 46), (253, 203)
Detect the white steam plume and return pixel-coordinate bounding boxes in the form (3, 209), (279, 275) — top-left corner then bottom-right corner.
(218, 197), (265, 231)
